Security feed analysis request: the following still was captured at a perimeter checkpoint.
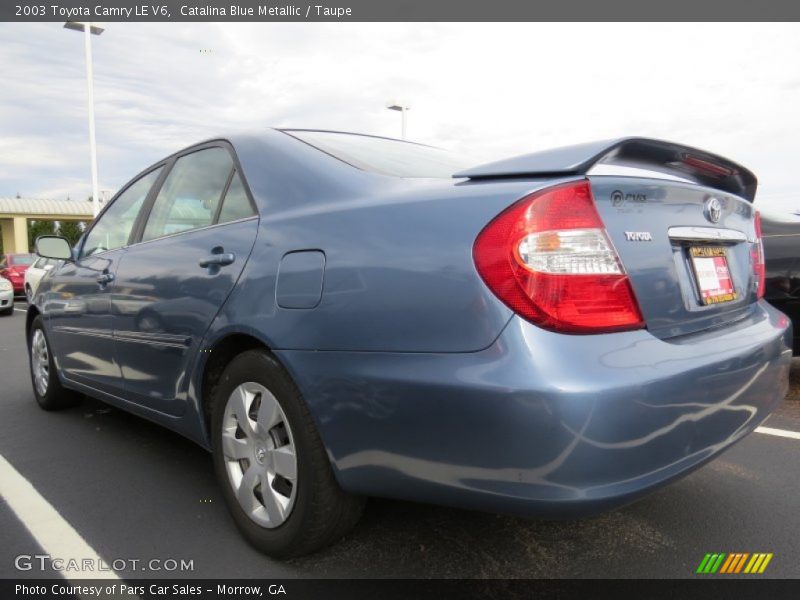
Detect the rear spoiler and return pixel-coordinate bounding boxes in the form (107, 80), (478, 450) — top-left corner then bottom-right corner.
(454, 137), (757, 201)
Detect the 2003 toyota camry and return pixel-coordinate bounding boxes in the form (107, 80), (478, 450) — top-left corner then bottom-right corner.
(28, 131), (792, 557)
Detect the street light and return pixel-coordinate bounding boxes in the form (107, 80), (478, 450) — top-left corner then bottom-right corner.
(386, 101), (410, 140)
(64, 21), (104, 217)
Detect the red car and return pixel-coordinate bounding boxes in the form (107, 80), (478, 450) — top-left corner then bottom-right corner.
(0, 253), (35, 295)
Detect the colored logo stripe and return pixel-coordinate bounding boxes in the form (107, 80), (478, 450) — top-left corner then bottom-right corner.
(697, 553), (773, 574)
(697, 553), (726, 573)
(719, 553), (748, 573)
(744, 553), (773, 574)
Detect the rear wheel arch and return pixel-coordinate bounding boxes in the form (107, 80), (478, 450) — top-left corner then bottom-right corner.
(199, 333), (277, 438)
(198, 332), (342, 476)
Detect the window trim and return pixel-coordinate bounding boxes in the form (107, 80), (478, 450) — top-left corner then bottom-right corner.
(76, 139), (259, 259)
(212, 167), (238, 225)
(130, 140), (258, 246)
(116, 214), (259, 250)
(77, 162), (167, 260)
(126, 160), (173, 248)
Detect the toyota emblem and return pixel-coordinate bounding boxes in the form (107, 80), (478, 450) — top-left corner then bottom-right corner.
(704, 197), (722, 224)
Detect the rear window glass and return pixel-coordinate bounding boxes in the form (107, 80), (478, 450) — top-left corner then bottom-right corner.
(284, 130), (472, 178)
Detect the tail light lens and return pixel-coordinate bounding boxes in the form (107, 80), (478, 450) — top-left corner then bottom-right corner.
(473, 180), (644, 334)
(752, 210), (766, 299)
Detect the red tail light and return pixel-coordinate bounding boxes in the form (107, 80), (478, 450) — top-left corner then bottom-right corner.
(752, 210), (766, 299)
(473, 180), (644, 334)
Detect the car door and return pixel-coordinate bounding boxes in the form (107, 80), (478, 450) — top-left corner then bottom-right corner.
(45, 165), (164, 393)
(111, 144), (259, 416)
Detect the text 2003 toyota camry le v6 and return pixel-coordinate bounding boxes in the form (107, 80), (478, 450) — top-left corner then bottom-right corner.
(28, 131), (792, 557)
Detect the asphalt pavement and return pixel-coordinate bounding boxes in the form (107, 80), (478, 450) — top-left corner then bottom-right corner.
(1, 303), (798, 579)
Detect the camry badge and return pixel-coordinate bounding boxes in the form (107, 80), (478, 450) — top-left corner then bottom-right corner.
(705, 197), (723, 224)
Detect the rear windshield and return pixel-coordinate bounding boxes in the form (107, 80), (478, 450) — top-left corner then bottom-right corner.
(284, 130), (472, 178)
(9, 254), (34, 265)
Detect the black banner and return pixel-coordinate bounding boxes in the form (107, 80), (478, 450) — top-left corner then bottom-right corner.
(5, 0), (800, 22)
(4, 579), (800, 600)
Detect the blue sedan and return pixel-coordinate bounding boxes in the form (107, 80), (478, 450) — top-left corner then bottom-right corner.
(29, 131), (792, 557)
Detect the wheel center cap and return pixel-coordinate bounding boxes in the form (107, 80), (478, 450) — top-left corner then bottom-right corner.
(255, 446), (267, 464)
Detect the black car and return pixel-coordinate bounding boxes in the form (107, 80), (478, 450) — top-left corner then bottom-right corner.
(762, 210), (800, 354)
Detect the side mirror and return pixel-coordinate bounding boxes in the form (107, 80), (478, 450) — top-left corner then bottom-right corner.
(36, 236), (73, 261)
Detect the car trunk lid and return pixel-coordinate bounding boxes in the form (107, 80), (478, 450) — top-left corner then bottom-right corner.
(590, 177), (759, 339)
(460, 138), (760, 339)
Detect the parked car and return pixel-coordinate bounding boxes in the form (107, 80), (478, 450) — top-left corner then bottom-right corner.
(29, 131), (792, 558)
(761, 210), (800, 354)
(0, 253), (35, 295)
(24, 256), (57, 302)
(0, 276), (13, 315)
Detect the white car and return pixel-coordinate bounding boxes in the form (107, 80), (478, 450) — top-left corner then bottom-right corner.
(23, 256), (56, 302)
(0, 277), (13, 315)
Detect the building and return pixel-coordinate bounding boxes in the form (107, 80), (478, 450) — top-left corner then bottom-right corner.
(0, 197), (93, 254)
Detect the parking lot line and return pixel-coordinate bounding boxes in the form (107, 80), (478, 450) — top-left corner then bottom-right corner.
(755, 426), (800, 440)
(0, 453), (119, 581)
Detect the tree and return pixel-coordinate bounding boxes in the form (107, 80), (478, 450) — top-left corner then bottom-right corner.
(58, 221), (85, 247)
(27, 220), (56, 251)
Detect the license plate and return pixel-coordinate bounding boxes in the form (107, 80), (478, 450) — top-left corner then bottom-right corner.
(689, 246), (737, 305)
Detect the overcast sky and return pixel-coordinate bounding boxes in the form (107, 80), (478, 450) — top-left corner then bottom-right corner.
(1, 22), (799, 213)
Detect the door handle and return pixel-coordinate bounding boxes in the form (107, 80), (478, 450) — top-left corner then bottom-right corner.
(198, 253), (235, 268)
(96, 272), (115, 285)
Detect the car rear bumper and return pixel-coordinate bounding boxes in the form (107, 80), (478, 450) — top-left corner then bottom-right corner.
(765, 298), (799, 356)
(278, 300), (792, 516)
(0, 289), (13, 309)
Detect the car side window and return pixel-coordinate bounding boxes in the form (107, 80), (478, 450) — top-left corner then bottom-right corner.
(217, 170), (256, 224)
(81, 167), (163, 258)
(141, 147), (233, 242)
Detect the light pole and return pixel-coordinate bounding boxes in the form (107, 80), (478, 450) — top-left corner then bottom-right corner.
(386, 101), (410, 140)
(64, 21), (104, 217)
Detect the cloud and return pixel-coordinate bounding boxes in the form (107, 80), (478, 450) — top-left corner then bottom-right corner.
(0, 22), (799, 211)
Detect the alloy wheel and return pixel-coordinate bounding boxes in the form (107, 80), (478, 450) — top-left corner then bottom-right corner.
(31, 329), (50, 396)
(221, 382), (298, 528)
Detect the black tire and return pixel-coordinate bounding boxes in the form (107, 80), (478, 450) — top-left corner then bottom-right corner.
(0, 306), (12, 316)
(28, 315), (81, 410)
(211, 349), (364, 558)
